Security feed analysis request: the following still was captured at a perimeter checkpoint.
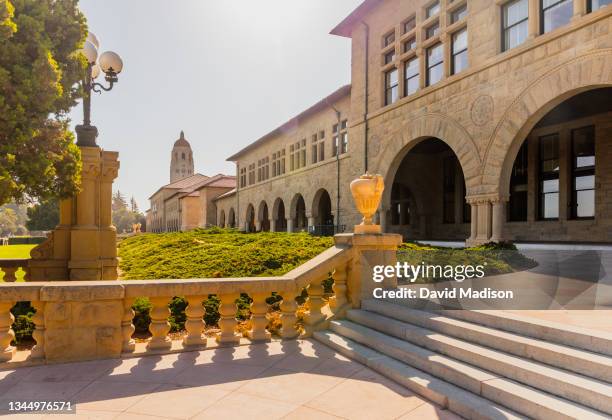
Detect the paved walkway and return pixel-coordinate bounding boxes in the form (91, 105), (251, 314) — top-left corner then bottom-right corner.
(0, 339), (460, 420)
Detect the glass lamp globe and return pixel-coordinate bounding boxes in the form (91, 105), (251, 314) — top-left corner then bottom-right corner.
(98, 51), (123, 74)
(91, 63), (101, 79)
(81, 40), (98, 64)
(86, 32), (100, 49)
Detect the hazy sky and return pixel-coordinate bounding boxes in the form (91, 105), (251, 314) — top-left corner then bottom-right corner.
(69, 0), (362, 210)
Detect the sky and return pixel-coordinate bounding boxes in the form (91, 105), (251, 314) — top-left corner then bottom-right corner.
(70, 0), (362, 211)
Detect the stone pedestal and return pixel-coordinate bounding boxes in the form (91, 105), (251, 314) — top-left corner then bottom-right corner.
(29, 146), (120, 281)
(335, 233), (402, 308)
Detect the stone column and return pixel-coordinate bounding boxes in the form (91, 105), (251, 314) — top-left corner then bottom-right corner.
(100, 151), (119, 280)
(528, 0), (539, 39)
(307, 216), (315, 231)
(491, 198), (508, 243)
(270, 219), (277, 232)
(255, 221), (262, 232)
(286, 218), (294, 233)
(469, 201), (478, 243)
(379, 207), (388, 233)
(476, 199), (492, 244)
(573, 0), (587, 19)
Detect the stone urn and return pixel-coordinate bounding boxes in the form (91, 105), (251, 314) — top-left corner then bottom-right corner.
(350, 173), (384, 234)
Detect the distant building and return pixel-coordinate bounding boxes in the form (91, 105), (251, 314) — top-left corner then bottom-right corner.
(146, 131), (235, 232)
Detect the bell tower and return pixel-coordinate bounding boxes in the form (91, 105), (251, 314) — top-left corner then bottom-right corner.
(170, 130), (194, 182)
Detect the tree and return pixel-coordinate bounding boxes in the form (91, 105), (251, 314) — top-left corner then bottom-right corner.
(26, 198), (59, 231)
(130, 196), (139, 213)
(112, 190), (127, 212)
(0, 202), (27, 235)
(0, 0), (88, 206)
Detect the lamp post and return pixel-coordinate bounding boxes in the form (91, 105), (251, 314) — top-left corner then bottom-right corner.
(76, 32), (124, 147)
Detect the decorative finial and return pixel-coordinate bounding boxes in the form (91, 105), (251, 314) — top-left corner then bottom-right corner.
(180, 130), (185, 139)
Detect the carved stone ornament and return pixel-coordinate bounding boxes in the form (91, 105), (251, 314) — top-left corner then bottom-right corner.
(471, 95), (494, 127)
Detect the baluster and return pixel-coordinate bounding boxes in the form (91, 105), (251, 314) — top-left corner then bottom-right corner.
(247, 293), (271, 341)
(30, 301), (45, 359)
(2, 267), (18, 282)
(0, 302), (15, 361)
(183, 295), (206, 347)
(122, 298), (136, 353)
(330, 264), (349, 315)
(280, 289), (299, 339)
(146, 297), (171, 351)
(304, 278), (326, 335)
(216, 293), (240, 345)
(22, 265), (30, 282)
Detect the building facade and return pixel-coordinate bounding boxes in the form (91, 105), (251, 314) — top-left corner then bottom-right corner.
(147, 131), (235, 232)
(219, 0), (612, 244)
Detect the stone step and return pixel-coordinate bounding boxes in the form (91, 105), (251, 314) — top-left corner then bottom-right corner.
(423, 305), (612, 357)
(362, 299), (612, 382)
(325, 320), (609, 420)
(312, 330), (526, 420)
(346, 309), (612, 414)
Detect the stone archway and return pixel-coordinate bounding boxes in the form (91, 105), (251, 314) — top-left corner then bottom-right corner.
(311, 189), (334, 235)
(272, 198), (287, 232)
(257, 201), (270, 232)
(372, 113), (481, 209)
(219, 210), (225, 228)
(245, 204), (256, 232)
(484, 50), (612, 197)
(289, 193), (307, 232)
(228, 208), (236, 228)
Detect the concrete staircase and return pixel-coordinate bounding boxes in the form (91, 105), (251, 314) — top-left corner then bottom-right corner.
(314, 299), (612, 420)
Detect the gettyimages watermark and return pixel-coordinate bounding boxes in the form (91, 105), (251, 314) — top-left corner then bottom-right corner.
(367, 248), (612, 310)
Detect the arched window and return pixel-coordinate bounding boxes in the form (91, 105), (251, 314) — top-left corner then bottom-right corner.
(181, 152), (185, 160)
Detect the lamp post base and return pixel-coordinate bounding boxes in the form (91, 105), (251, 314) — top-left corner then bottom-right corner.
(75, 124), (99, 147)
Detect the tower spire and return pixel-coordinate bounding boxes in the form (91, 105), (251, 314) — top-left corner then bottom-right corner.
(180, 130), (184, 139)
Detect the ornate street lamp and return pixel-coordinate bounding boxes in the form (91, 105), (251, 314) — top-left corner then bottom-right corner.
(76, 32), (124, 147)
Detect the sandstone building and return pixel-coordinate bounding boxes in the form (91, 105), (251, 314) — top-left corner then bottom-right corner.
(146, 131), (235, 232)
(215, 0), (612, 244)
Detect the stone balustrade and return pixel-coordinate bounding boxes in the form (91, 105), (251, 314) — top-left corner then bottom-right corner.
(0, 233), (401, 365)
(0, 259), (30, 282)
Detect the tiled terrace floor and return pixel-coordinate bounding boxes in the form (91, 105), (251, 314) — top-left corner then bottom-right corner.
(0, 339), (460, 420)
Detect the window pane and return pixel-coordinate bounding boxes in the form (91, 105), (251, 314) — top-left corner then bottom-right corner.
(403, 17), (416, 33)
(427, 43), (444, 65)
(404, 37), (416, 52)
(427, 1), (441, 18)
(386, 68), (398, 85)
(591, 0), (612, 10)
(504, 20), (528, 50)
(428, 63), (443, 85)
(426, 22), (440, 39)
(453, 50), (468, 74)
(453, 29), (468, 53)
(384, 31), (395, 46)
(576, 190), (595, 217)
(543, 193), (559, 218)
(542, 178), (559, 193)
(576, 175), (595, 190)
(405, 57), (419, 78)
(384, 49), (396, 64)
(406, 77), (419, 95)
(573, 126), (595, 168)
(504, 0), (528, 27)
(543, 0), (573, 33)
(451, 4), (468, 23)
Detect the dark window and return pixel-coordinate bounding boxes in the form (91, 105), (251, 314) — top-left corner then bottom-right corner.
(541, 0), (573, 34)
(385, 68), (399, 105)
(426, 43), (444, 86)
(538, 134), (560, 219)
(588, 0), (612, 11)
(311, 135), (318, 164)
(403, 37), (417, 53)
(443, 157), (456, 223)
(452, 28), (468, 74)
(332, 136), (338, 157)
(502, 0), (529, 51)
(403, 16), (416, 33)
(451, 4), (468, 23)
(383, 31), (395, 47)
(426, 21), (440, 39)
(571, 126), (595, 218)
(384, 49), (396, 64)
(181, 152), (185, 160)
(508, 141), (528, 221)
(341, 132), (348, 154)
(391, 183), (411, 225)
(404, 56), (419, 96)
(427, 1), (441, 18)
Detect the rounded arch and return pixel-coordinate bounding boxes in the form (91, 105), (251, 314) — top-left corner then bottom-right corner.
(484, 50), (612, 196)
(257, 200), (270, 231)
(372, 113), (481, 206)
(245, 203), (256, 232)
(219, 210), (226, 228)
(289, 193), (306, 219)
(228, 207), (236, 228)
(312, 188), (333, 225)
(289, 193), (308, 231)
(272, 197), (287, 232)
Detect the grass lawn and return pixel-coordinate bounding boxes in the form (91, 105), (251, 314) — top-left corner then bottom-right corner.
(118, 227), (334, 279)
(0, 244), (34, 282)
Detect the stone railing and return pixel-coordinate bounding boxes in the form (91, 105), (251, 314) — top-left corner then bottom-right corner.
(0, 259), (30, 282)
(0, 233), (401, 365)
